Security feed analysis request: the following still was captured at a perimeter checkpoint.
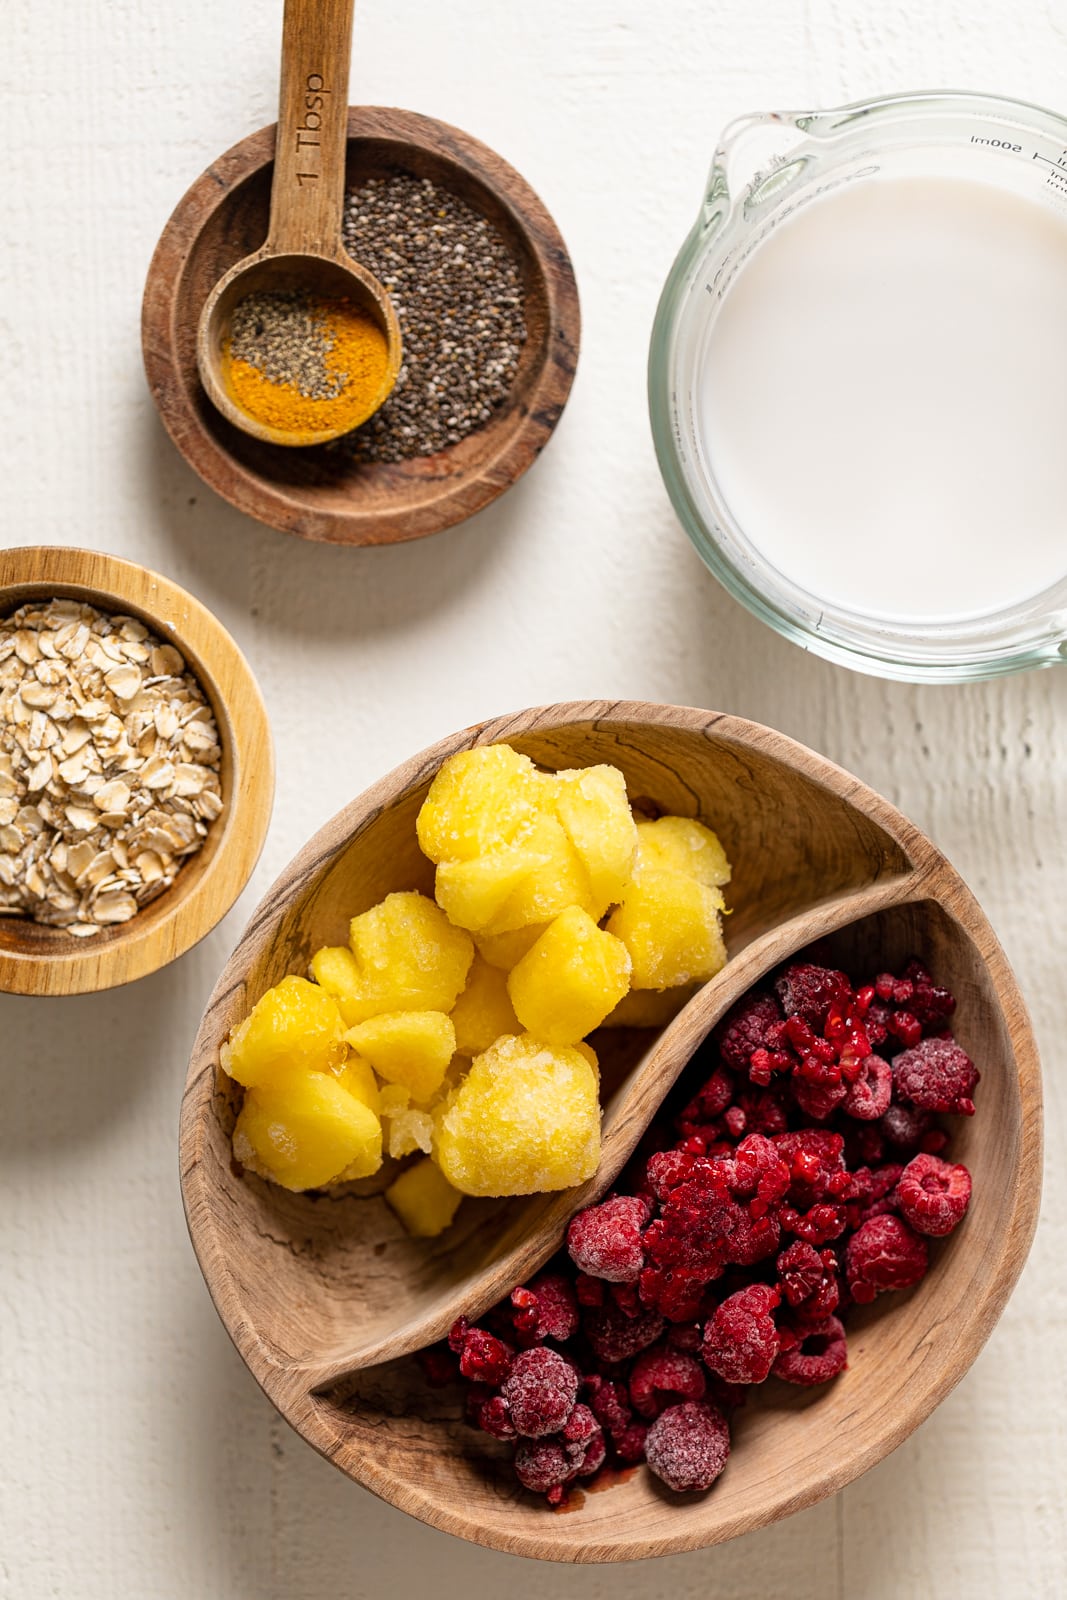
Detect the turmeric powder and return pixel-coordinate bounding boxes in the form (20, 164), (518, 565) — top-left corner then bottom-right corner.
(223, 289), (391, 438)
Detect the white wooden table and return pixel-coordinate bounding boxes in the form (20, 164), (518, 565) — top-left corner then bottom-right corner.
(3, 1), (1065, 1593)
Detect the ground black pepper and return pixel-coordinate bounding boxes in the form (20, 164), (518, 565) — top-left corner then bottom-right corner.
(338, 174), (527, 462)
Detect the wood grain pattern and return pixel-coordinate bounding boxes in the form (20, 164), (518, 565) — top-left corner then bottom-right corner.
(0, 546), (274, 996)
(180, 701), (1042, 1560)
(144, 108), (581, 541)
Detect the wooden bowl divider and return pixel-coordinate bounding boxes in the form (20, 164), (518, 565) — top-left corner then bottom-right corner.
(180, 702), (1041, 1559)
(0, 546), (273, 996)
(143, 108), (580, 544)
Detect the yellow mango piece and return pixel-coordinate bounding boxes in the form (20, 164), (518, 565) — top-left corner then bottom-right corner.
(416, 744), (544, 863)
(450, 954), (520, 1055)
(602, 981), (701, 1028)
(434, 850), (538, 932)
(553, 764), (638, 917)
(386, 1158), (464, 1238)
(385, 1105), (436, 1158)
(222, 974), (346, 1089)
(323, 891), (472, 1023)
(335, 1052), (381, 1114)
(634, 817), (731, 889)
(482, 813), (595, 935)
(606, 871), (727, 990)
(233, 1072), (382, 1190)
(474, 925), (547, 970)
(344, 1010), (456, 1101)
(435, 1033), (601, 1196)
(508, 906), (631, 1045)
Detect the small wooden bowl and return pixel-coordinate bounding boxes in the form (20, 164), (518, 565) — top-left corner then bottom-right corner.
(181, 702), (1041, 1559)
(0, 547), (274, 996)
(142, 108), (580, 545)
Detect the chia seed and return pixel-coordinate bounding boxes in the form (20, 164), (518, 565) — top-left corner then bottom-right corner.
(338, 173), (527, 462)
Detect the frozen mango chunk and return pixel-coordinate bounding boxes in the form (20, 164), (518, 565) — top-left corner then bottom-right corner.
(607, 871), (727, 990)
(554, 764), (637, 917)
(434, 849), (539, 932)
(602, 981), (701, 1028)
(335, 1052), (380, 1114)
(344, 1010), (456, 1102)
(474, 925), (547, 970)
(233, 1071), (381, 1190)
(319, 891), (473, 1024)
(508, 906), (631, 1045)
(386, 1157), (464, 1238)
(450, 954), (520, 1055)
(635, 817), (731, 889)
(308, 945), (366, 1027)
(222, 974), (346, 1089)
(435, 1033), (601, 1196)
(417, 744), (544, 863)
(381, 1089), (437, 1158)
(482, 813), (595, 935)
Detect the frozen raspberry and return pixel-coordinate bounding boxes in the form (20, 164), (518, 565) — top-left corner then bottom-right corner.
(638, 1265), (710, 1323)
(845, 1215), (929, 1304)
(843, 1052), (892, 1120)
(779, 1202), (847, 1246)
(567, 1195), (649, 1283)
(878, 1102), (935, 1152)
(715, 993), (783, 1075)
(645, 1401), (731, 1493)
(896, 1153), (972, 1237)
(585, 1299), (666, 1364)
(730, 1085), (791, 1138)
(509, 1272), (579, 1345)
(472, 1394), (516, 1440)
(777, 1241), (840, 1320)
(724, 1133), (791, 1215)
(792, 1075), (848, 1121)
(449, 1324), (513, 1385)
(901, 959), (957, 1030)
(629, 1343), (707, 1418)
(676, 1063), (737, 1128)
(775, 1130), (847, 1201)
(772, 1316), (848, 1385)
(892, 1037), (979, 1115)
(775, 963), (851, 1028)
(514, 1438), (576, 1503)
(586, 1375), (632, 1434)
(645, 1148), (701, 1200)
(702, 1284), (781, 1384)
(615, 1421), (650, 1462)
(502, 1347), (579, 1437)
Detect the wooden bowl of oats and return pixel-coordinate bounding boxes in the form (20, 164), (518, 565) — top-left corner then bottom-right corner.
(0, 546), (273, 996)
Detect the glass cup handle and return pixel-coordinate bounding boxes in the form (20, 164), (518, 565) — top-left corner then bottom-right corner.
(701, 108), (826, 230)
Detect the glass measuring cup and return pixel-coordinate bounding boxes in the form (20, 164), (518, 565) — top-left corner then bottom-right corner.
(649, 91), (1067, 682)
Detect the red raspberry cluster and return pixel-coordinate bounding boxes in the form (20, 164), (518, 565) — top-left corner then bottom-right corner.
(420, 957), (976, 1506)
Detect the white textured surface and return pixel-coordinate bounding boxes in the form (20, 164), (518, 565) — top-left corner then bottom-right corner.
(2, 1), (1066, 1594)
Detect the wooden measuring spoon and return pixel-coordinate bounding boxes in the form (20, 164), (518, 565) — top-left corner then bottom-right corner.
(196, 0), (401, 447)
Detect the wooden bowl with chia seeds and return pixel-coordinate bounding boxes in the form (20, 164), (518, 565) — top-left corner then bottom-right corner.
(0, 546), (274, 996)
(142, 107), (581, 547)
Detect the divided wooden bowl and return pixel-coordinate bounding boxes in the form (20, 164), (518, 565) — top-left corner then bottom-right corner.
(0, 546), (274, 997)
(180, 701), (1041, 1560)
(142, 107), (580, 546)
